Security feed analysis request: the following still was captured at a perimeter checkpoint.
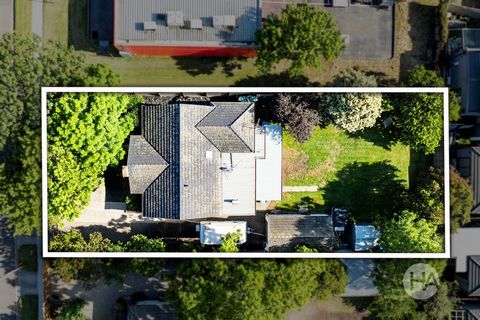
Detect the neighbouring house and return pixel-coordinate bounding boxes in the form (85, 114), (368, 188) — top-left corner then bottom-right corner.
(0, 0), (13, 36)
(125, 100), (282, 221)
(113, 0), (261, 57)
(127, 300), (176, 320)
(451, 147), (480, 214)
(450, 29), (480, 116)
(347, 223), (380, 252)
(264, 214), (335, 252)
(198, 221), (247, 245)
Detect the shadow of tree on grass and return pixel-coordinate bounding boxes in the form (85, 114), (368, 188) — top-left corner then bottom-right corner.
(173, 57), (247, 77)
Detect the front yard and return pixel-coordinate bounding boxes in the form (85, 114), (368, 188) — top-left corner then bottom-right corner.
(276, 125), (412, 222)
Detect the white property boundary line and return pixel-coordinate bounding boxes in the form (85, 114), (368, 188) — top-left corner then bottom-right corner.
(41, 87), (450, 259)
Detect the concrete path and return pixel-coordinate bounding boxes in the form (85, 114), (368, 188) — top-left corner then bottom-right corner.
(0, 217), (18, 320)
(31, 0), (43, 36)
(283, 186), (319, 192)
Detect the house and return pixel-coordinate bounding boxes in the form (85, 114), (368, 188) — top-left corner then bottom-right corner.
(198, 221), (247, 245)
(125, 99), (282, 220)
(451, 147), (480, 214)
(265, 214), (334, 252)
(348, 223), (380, 252)
(113, 0), (261, 57)
(127, 300), (176, 320)
(450, 29), (480, 116)
(0, 0), (13, 36)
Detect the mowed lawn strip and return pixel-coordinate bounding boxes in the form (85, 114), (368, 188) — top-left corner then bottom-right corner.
(14, 0), (32, 34)
(277, 125), (411, 219)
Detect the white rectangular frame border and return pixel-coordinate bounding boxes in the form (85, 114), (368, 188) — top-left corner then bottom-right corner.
(41, 87), (450, 259)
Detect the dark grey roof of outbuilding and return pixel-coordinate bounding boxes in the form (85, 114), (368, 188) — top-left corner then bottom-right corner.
(266, 214), (334, 252)
(127, 301), (176, 320)
(196, 102), (255, 153)
(114, 0), (261, 46)
(128, 101), (255, 219)
(468, 256), (480, 297)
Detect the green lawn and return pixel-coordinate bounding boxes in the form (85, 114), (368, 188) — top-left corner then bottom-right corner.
(85, 53), (259, 86)
(277, 125), (413, 222)
(14, 0), (32, 34)
(18, 245), (38, 272)
(20, 295), (38, 320)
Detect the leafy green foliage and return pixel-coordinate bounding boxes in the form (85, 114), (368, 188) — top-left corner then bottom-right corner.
(331, 69), (378, 87)
(167, 259), (347, 320)
(218, 230), (243, 253)
(49, 230), (166, 253)
(0, 32), (119, 235)
(379, 211), (443, 253)
(450, 167), (473, 233)
(295, 245), (319, 253)
(255, 4), (344, 75)
(389, 92), (443, 154)
(48, 93), (142, 224)
(410, 167), (444, 225)
(369, 259), (456, 320)
(322, 93), (383, 133)
(58, 299), (86, 320)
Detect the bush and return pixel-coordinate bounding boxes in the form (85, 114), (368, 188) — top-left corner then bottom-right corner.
(323, 93), (383, 133)
(450, 167), (473, 233)
(125, 194), (141, 211)
(274, 94), (320, 143)
(410, 167), (445, 225)
(331, 69), (378, 87)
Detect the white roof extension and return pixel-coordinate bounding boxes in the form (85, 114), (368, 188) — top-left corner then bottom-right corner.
(255, 124), (282, 201)
(199, 221), (247, 245)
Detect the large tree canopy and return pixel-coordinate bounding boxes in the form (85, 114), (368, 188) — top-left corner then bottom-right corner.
(255, 4), (344, 75)
(0, 32), (119, 235)
(48, 93), (141, 224)
(450, 166), (473, 233)
(167, 259), (347, 320)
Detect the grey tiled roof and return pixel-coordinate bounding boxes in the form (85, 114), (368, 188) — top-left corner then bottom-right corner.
(127, 135), (168, 194)
(130, 101), (254, 219)
(197, 102), (255, 153)
(266, 214), (335, 252)
(114, 0), (261, 46)
(468, 256), (480, 297)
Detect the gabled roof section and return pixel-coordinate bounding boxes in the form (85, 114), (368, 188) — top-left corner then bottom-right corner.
(265, 214), (334, 252)
(127, 135), (168, 194)
(196, 102), (255, 153)
(468, 256), (480, 297)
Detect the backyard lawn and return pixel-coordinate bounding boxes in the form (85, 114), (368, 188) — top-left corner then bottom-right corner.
(276, 125), (412, 222)
(19, 295), (38, 320)
(14, 0), (32, 34)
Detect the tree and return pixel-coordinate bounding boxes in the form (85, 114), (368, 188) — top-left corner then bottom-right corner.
(331, 69), (378, 87)
(255, 4), (344, 76)
(410, 167), (444, 225)
(48, 93), (142, 224)
(369, 259), (456, 320)
(58, 299), (86, 320)
(379, 211), (443, 253)
(450, 167), (473, 233)
(322, 93), (383, 133)
(295, 245), (319, 253)
(274, 94), (320, 143)
(403, 65), (459, 122)
(167, 259), (347, 320)
(218, 230), (243, 253)
(0, 32), (119, 235)
(123, 234), (167, 252)
(389, 92), (443, 154)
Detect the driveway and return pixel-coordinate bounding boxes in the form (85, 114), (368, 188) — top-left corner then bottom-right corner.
(261, 2), (394, 60)
(0, 0), (13, 36)
(0, 217), (18, 320)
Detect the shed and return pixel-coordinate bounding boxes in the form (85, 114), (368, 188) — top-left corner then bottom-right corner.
(199, 221), (247, 245)
(349, 224), (380, 252)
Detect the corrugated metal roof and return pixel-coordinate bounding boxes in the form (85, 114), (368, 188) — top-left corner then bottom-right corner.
(266, 214), (334, 252)
(114, 0), (261, 46)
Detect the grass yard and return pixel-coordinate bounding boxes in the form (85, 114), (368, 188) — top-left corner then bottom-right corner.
(287, 297), (369, 320)
(14, 0), (32, 34)
(276, 125), (412, 222)
(86, 53), (259, 86)
(19, 295), (38, 320)
(18, 245), (38, 272)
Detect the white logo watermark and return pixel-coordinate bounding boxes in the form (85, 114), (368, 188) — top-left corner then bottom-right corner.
(402, 263), (440, 300)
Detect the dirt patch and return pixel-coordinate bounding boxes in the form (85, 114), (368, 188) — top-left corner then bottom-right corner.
(310, 142), (341, 187)
(287, 298), (368, 320)
(283, 147), (309, 181)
